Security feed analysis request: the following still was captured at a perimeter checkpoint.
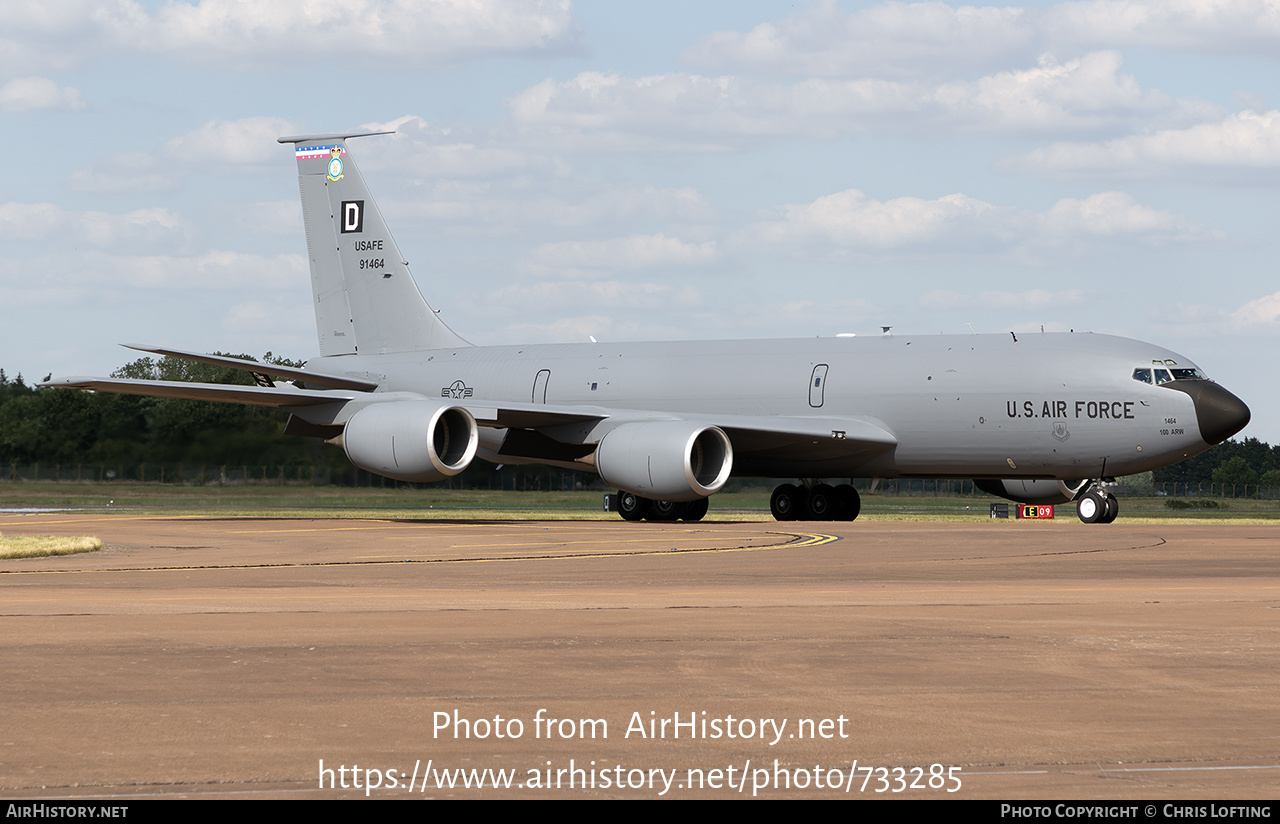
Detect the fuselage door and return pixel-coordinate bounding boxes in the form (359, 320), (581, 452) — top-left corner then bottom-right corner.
(809, 364), (829, 408)
(532, 369), (551, 403)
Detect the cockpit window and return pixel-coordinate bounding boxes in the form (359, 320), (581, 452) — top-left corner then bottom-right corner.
(1133, 364), (1210, 384)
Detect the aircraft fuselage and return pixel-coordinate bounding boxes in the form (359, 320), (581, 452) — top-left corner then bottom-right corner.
(310, 330), (1219, 481)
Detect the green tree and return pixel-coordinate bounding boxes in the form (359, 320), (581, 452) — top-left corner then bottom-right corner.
(1212, 456), (1259, 486)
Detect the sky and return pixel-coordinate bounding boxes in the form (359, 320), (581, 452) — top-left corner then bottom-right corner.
(2, 0), (1278, 442)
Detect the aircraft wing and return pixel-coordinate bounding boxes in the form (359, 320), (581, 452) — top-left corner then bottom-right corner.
(712, 414), (897, 473)
(40, 376), (360, 408)
(460, 401), (610, 430)
(471, 403), (898, 473)
(42, 372), (897, 473)
(463, 404), (897, 459)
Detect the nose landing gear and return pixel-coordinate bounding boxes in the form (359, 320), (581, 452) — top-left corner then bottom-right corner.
(1076, 487), (1118, 524)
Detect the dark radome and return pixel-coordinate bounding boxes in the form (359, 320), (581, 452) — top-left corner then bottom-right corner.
(1164, 380), (1251, 445)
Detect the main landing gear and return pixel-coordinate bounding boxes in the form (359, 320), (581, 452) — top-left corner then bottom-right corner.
(769, 483), (861, 522)
(1076, 489), (1118, 524)
(617, 491), (709, 522)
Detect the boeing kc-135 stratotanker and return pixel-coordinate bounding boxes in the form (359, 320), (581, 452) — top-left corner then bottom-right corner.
(45, 131), (1251, 523)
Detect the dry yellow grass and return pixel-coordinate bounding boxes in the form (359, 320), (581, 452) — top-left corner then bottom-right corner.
(0, 533), (102, 559)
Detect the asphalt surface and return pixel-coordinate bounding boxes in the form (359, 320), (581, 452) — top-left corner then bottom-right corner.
(1, 511), (1277, 799)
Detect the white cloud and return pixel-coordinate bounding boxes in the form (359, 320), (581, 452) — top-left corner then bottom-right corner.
(1007, 110), (1280, 177)
(1232, 291), (1280, 325)
(99, 250), (307, 290)
(943, 51), (1191, 132)
(223, 200), (303, 238)
(687, 0), (1280, 80)
(1044, 0), (1280, 53)
(495, 314), (691, 345)
(0, 1), (144, 74)
(507, 55), (1212, 146)
(0, 202), (68, 241)
(163, 117), (296, 164)
(0, 0), (580, 73)
(491, 279), (701, 311)
(1038, 192), (1211, 238)
(750, 188), (1210, 253)
(158, 0), (580, 63)
(688, 0), (1037, 79)
(1146, 290), (1280, 340)
(756, 189), (1000, 248)
(529, 234), (718, 274)
(353, 116), (550, 179)
(220, 297), (316, 353)
(774, 298), (877, 325)
(0, 250), (307, 319)
(65, 152), (179, 194)
(0, 77), (86, 112)
(66, 117), (300, 193)
(921, 288), (1087, 309)
(400, 181), (715, 233)
(0, 202), (188, 248)
(345, 121), (718, 236)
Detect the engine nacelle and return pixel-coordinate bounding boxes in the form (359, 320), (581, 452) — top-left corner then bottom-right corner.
(595, 421), (733, 501)
(342, 400), (478, 483)
(974, 478), (1091, 505)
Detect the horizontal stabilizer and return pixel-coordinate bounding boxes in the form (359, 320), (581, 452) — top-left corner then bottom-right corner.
(41, 376), (358, 408)
(277, 130), (394, 145)
(123, 344), (378, 392)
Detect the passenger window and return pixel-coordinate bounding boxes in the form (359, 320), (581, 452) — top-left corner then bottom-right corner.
(1132, 369), (1152, 384)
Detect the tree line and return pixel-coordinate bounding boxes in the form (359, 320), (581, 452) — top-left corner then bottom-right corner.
(0, 355), (333, 472)
(1, 358), (1275, 488)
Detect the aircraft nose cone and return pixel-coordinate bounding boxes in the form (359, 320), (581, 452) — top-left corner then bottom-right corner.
(1163, 381), (1251, 445)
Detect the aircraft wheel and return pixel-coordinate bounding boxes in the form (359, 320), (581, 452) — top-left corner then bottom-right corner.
(793, 486), (812, 519)
(681, 498), (709, 522)
(1076, 491), (1106, 524)
(618, 491), (649, 522)
(647, 499), (686, 521)
(807, 484), (836, 520)
(770, 484), (801, 521)
(1100, 493), (1119, 524)
(835, 484), (861, 521)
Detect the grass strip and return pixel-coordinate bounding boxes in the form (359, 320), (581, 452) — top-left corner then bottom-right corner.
(0, 533), (103, 559)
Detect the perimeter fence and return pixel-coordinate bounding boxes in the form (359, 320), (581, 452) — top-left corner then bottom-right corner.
(3, 463), (1276, 501)
(0, 462), (598, 492)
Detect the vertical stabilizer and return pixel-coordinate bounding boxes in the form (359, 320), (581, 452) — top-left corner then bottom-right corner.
(278, 131), (469, 355)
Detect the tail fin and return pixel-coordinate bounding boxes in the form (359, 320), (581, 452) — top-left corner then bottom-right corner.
(278, 131), (469, 356)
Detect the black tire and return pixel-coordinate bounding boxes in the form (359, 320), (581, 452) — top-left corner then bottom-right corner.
(770, 484), (801, 521)
(647, 499), (686, 521)
(1100, 493), (1119, 524)
(1077, 491), (1106, 524)
(835, 484), (861, 521)
(618, 491), (649, 522)
(681, 498), (709, 522)
(807, 484), (836, 520)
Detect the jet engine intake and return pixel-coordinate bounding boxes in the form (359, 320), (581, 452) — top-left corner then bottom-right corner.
(973, 478), (1091, 505)
(595, 421), (733, 501)
(342, 400), (478, 483)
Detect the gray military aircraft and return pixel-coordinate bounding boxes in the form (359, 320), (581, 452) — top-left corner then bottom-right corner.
(45, 131), (1251, 524)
